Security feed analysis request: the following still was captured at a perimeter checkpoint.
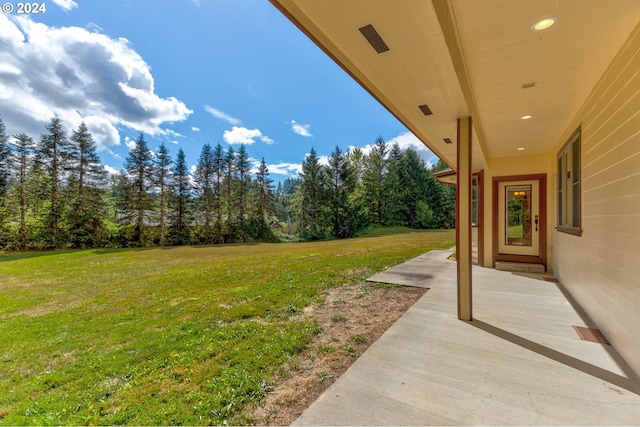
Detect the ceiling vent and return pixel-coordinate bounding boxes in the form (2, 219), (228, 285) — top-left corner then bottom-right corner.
(443, 138), (453, 144)
(522, 82), (536, 89)
(359, 24), (389, 53)
(418, 104), (433, 116)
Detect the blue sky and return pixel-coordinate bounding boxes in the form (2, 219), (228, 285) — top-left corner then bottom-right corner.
(0, 0), (437, 180)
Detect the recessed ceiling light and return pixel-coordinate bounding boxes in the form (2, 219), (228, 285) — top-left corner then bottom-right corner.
(517, 147), (525, 151)
(532, 17), (558, 31)
(520, 115), (533, 120)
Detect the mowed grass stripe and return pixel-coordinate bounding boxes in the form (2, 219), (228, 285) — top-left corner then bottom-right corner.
(0, 228), (454, 425)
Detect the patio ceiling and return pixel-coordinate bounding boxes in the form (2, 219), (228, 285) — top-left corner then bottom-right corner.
(271, 0), (640, 171)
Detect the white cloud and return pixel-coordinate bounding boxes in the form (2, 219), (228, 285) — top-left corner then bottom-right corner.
(0, 14), (191, 150)
(52, 0), (78, 12)
(386, 132), (438, 168)
(106, 148), (121, 160)
(345, 132), (437, 168)
(204, 105), (241, 125)
(124, 136), (136, 151)
(267, 162), (303, 176)
(223, 126), (273, 145)
(291, 120), (312, 137)
(103, 165), (119, 175)
(191, 126), (200, 132)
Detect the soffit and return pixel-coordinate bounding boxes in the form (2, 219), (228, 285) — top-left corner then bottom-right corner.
(450, 0), (640, 158)
(271, 0), (484, 171)
(271, 0), (640, 168)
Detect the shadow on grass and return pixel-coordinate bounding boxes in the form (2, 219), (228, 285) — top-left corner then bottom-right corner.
(0, 242), (270, 262)
(359, 227), (453, 238)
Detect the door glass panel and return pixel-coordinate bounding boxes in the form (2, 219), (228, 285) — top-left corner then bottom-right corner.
(505, 185), (532, 246)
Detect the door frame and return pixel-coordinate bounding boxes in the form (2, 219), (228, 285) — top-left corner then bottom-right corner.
(492, 173), (547, 268)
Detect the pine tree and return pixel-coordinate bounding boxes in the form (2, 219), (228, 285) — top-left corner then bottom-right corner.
(194, 143), (215, 241)
(66, 122), (108, 247)
(347, 146), (365, 186)
(39, 115), (70, 246)
(0, 117), (10, 237)
(223, 146), (236, 224)
(236, 144), (251, 222)
(124, 133), (153, 246)
(212, 143), (225, 231)
(383, 143), (403, 225)
(324, 145), (360, 238)
(255, 157), (274, 218)
(11, 134), (35, 248)
(296, 148), (326, 239)
(153, 142), (172, 245)
(170, 148), (191, 245)
(362, 136), (388, 225)
(398, 148), (435, 228)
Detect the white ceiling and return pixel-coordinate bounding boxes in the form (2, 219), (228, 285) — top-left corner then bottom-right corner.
(271, 0), (640, 170)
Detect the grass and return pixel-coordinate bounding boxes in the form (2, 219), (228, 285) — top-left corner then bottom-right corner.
(0, 227), (454, 425)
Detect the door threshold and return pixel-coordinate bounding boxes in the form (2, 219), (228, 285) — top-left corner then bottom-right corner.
(495, 261), (545, 274)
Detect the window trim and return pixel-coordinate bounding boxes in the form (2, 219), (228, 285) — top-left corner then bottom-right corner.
(556, 127), (582, 236)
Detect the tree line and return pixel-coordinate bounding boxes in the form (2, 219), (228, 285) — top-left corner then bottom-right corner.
(0, 117), (454, 250)
(274, 137), (455, 241)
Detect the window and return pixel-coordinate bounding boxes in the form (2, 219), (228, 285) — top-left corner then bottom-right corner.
(557, 128), (581, 235)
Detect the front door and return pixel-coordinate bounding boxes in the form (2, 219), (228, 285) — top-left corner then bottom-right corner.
(493, 174), (547, 266)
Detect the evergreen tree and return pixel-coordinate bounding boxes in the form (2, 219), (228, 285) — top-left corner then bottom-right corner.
(347, 146), (365, 187)
(124, 133), (153, 246)
(153, 142), (172, 245)
(170, 148), (192, 245)
(223, 146), (236, 224)
(323, 145), (360, 238)
(212, 143), (225, 232)
(109, 171), (134, 244)
(383, 143), (403, 225)
(0, 117), (10, 238)
(235, 144), (251, 222)
(398, 148), (436, 228)
(194, 143), (215, 242)
(362, 136), (388, 225)
(255, 157), (274, 217)
(11, 134), (35, 248)
(296, 148), (326, 239)
(66, 122), (108, 247)
(38, 115), (70, 246)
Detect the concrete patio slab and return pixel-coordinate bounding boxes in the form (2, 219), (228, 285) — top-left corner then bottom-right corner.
(366, 249), (454, 288)
(294, 251), (640, 425)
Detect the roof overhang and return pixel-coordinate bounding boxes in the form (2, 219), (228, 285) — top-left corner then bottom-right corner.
(270, 0), (640, 172)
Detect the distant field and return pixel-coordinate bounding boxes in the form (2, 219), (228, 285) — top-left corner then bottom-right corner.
(0, 228), (455, 425)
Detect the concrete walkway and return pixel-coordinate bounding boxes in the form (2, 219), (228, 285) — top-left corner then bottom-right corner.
(294, 250), (640, 425)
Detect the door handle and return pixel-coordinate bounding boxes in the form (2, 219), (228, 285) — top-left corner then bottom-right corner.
(535, 215), (539, 232)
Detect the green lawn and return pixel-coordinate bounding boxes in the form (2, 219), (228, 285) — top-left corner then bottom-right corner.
(0, 228), (455, 425)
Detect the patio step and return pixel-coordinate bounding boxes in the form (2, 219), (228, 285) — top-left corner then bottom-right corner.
(495, 261), (545, 273)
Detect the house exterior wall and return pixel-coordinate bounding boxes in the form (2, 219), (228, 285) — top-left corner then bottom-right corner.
(550, 22), (640, 374)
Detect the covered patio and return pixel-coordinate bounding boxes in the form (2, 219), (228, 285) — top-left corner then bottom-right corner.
(293, 250), (640, 425)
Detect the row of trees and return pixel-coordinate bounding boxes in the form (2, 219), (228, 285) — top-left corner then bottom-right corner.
(277, 137), (455, 240)
(0, 116), (454, 250)
(0, 116), (276, 249)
